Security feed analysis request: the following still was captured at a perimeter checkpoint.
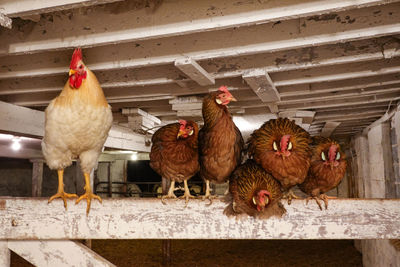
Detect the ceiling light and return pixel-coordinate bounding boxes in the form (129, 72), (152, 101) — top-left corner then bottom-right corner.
(11, 137), (21, 151)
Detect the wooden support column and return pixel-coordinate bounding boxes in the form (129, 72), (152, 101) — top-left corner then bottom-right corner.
(30, 159), (44, 197)
(0, 241), (10, 267)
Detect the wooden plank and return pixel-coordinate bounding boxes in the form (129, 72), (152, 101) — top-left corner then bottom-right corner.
(1, 0), (396, 55)
(321, 121), (341, 137)
(0, 198), (399, 239)
(8, 240), (115, 267)
(243, 69), (280, 102)
(175, 57), (215, 86)
(1, 0), (124, 17)
(0, 241), (10, 267)
(30, 160), (44, 197)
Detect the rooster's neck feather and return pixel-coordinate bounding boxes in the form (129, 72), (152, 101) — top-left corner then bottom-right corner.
(202, 93), (229, 128)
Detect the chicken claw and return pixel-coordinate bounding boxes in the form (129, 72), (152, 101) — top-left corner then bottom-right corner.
(161, 181), (178, 205)
(76, 173), (102, 214)
(179, 180), (195, 207)
(306, 194), (336, 210)
(283, 189), (300, 205)
(202, 180), (218, 205)
(48, 170), (78, 210)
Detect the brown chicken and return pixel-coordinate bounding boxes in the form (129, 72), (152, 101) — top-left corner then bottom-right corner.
(150, 120), (199, 204)
(199, 86), (244, 202)
(299, 136), (347, 210)
(42, 48), (113, 214)
(224, 160), (286, 219)
(247, 118), (311, 204)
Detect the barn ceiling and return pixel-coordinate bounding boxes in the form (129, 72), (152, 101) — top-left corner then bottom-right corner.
(1, 0), (400, 140)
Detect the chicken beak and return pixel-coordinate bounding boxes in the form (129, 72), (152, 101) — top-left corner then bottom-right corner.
(69, 69), (76, 76)
(230, 96), (237, 102)
(177, 129), (185, 139)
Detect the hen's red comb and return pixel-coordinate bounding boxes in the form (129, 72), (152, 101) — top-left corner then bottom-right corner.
(70, 48), (83, 69)
(328, 145), (338, 162)
(280, 135), (291, 151)
(218, 85), (229, 93)
(178, 119), (187, 126)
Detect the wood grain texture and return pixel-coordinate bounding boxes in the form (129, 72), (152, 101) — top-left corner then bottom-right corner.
(0, 198), (399, 240)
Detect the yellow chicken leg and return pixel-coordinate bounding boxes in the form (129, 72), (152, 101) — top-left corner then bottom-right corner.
(179, 180), (195, 205)
(161, 181), (178, 204)
(76, 173), (102, 214)
(48, 169), (78, 209)
(202, 180), (217, 205)
(283, 189), (301, 205)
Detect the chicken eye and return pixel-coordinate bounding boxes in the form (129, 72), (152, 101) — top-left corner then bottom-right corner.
(273, 141), (278, 151)
(79, 65), (83, 69)
(321, 152), (326, 161)
(336, 152), (340, 160)
(287, 141), (293, 151)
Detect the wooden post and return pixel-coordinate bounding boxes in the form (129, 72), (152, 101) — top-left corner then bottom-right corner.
(108, 162), (112, 197)
(161, 177), (171, 267)
(30, 159), (44, 197)
(0, 240), (10, 267)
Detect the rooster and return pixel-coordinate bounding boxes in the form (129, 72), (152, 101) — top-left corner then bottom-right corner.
(150, 120), (199, 204)
(247, 118), (311, 204)
(299, 136), (347, 210)
(199, 86), (244, 202)
(42, 48), (113, 214)
(224, 160), (286, 219)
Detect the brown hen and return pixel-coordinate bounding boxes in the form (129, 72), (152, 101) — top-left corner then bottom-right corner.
(299, 136), (347, 210)
(247, 118), (311, 204)
(150, 120), (199, 204)
(224, 160), (286, 219)
(199, 86), (244, 202)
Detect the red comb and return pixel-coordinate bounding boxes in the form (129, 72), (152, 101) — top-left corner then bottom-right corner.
(70, 48), (82, 69)
(280, 135), (291, 151)
(178, 119), (187, 126)
(328, 145), (338, 162)
(218, 85), (229, 93)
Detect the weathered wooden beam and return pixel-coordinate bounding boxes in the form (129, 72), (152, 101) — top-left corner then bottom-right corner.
(321, 121), (341, 137)
(30, 159), (44, 197)
(8, 240), (115, 267)
(0, 241), (10, 267)
(175, 57), (215, 86)
(1, 0), (396, 55)
(243, 69), (280, 102)
(1, 0), (124, 17)
(0, 198), (399, 239)
(0, 101), (44, 137)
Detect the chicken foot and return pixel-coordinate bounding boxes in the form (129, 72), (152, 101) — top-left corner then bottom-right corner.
(202, 180), (218, 205)
(48, 169), (78, 209)
(161, 181), (178, 204)
(76, 173), (102, 214)
(306, 194), (336, 210)
(179, 180), (195, 206)
(282, 189), (300, 205)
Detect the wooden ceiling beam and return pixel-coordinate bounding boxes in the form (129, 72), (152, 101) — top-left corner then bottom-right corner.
(174, 57), (215, 86)
(320, 121), (341, 137)
(1, 0), (396, 55)
(0, 0), (124, 17)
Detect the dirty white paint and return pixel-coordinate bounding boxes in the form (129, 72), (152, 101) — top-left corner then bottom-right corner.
(8, 240), (115, 267)
(0, 241), (10, 267)
(0, 198), (399, 240)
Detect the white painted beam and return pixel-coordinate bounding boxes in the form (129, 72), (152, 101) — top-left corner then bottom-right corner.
(0, 101), (44, 137)
(0, 241), (10, 267)
(8, 240), (115, 267)
(105, 125), (150, 152)
(122, 108), (161, 125)
(243, 69), (280, 102)
(0, 198), (399, 239)
(321, 121), (341, 137)
(1, 0), (124, 17)
(175, 57), (215, 86)
(1, 0), (396, 55)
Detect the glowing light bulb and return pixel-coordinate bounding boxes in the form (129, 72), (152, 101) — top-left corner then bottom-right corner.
(11, 137), (21, 151)
(130, 153), (138, 161)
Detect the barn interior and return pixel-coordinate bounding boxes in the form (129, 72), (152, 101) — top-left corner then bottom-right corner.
(0, 0), (399, 266)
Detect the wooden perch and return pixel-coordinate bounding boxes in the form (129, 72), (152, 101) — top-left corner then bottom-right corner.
(0, 198), (399, 240)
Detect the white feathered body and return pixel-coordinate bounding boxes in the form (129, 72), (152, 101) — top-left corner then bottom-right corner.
(42, 69), (113, 174)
